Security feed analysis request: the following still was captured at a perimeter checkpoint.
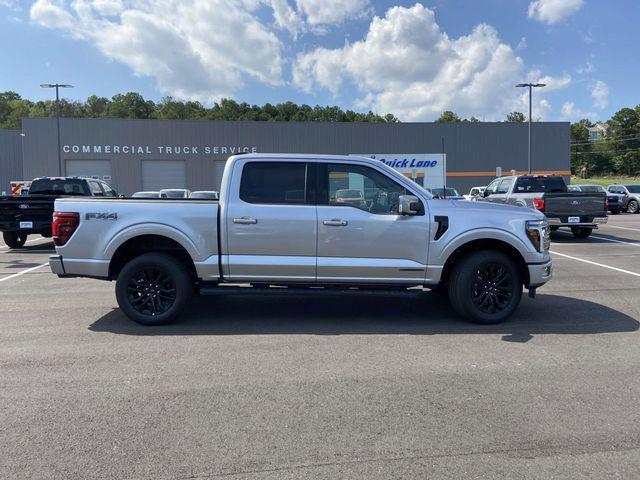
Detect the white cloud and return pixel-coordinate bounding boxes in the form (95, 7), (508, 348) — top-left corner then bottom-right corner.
(30, 0), (285, 102)
(294, 3), (566, 121)
(527, 0), (584, 25)
(530, 72), (572, 91)
(267, 0), (305, 37)
(560, 101), (595, 120)
(591, 80), (609, 109)
(516, 36), (527, 50)
(295, 0), (371, 26)
(576, 61), (595, 74)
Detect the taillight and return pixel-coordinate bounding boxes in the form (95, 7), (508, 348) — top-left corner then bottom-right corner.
(533, 198), (545, 211)
(52, 212), (79, 246)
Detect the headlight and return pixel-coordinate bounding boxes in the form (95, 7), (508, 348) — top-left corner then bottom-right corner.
(526, 220), (550, 252)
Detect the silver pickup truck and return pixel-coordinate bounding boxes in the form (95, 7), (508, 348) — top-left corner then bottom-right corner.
(480, 174), (607, 238)
(49, 154), (552, 325)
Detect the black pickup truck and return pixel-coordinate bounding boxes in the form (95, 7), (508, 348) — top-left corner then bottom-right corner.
(0, 177), (118, 248)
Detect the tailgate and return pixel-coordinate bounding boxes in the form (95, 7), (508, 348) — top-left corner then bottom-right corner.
(544, 192), (606, 217)
(0, 195), (56, 226)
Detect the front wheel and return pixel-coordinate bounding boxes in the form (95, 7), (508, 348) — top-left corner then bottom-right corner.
(628, 200), (639, 214)
(115, 253), (193, 325)
(571, 227), (592, 239)
(447, 251), (522, 324)
(2, 231), (28, 249)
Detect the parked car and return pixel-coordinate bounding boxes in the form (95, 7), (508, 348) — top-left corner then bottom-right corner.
(159, 189), (191, 198)
(479, 174), (607, 238)
(572, 184), (622, 214)
(428, 187), (464, 200)
(0, 177), (118, 248)
(50, 153), (552, 326)
(189, 191), (220, 200)
(132, 191), (160, 198)
(607, 184), (640, 214)
(463, 186), (486, 200)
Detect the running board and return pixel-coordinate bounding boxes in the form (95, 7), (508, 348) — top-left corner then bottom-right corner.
(198, 285), (425, 298)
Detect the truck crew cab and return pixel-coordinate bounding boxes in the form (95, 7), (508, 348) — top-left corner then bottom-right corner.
(49, 154), (553, 325)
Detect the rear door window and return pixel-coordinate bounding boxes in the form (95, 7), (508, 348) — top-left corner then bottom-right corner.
(514, 176), (566, 193)
(240, 162), (309, 204)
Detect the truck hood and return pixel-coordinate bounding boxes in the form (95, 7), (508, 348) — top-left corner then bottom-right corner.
(443, 199), (545, 220)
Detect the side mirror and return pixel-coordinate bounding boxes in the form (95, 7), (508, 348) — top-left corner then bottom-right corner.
(398, 195), (421, 215)
(483, 189), (491, 197)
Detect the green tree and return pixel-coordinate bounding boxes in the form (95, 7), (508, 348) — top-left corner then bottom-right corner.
(435, 111), (462, 123)
(607, 107), (640, 175)
(506, 111), (526, 122)
(107, 92), (156, 119)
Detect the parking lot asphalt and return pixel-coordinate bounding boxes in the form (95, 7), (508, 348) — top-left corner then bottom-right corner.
(2, 216), (640, 479)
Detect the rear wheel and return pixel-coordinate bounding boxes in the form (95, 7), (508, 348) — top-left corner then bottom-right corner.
(2, 231), (28, 249)
(447, 251), (522, 324)
(628, 200), (639, 214)
(571, 227), (592, 239)
(115, 253), (193, 325)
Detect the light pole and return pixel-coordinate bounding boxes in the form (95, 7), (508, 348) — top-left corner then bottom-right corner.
(515, 82), (545, 173)
(40, 83), (74, 176)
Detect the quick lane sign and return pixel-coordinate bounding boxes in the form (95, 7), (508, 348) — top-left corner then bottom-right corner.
(351, 153), (446, 189)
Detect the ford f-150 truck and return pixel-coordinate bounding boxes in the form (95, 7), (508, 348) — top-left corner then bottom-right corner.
(480, 174), (607, 238)
(49, 154), (552, 326)
(0, 177), (119, 248)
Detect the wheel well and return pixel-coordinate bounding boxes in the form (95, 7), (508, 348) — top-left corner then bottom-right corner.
(109, 235), (197, 280)
(440, 239), (529, 287)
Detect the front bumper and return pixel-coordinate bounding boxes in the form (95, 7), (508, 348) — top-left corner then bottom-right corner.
(49, 255), (65, 275)
(528, 258), (553, 288)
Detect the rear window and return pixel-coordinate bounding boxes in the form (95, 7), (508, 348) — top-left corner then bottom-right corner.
(28, 179), (87, 195)
(514, 176), (566, 193)
(240, 162), (308, 204)
(625, 185), (640, 193)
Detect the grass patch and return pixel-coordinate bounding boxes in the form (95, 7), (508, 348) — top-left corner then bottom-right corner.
(570, 176), (640, 187)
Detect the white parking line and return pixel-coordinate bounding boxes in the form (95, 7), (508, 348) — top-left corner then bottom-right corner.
(551, 251), (640, 278)
(0, 263), (49, 283)
(590, 235), (640, 247)
(608, 225), (640, 233)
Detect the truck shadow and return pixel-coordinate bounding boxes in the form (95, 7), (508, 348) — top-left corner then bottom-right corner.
(88, 292), (639, 343)
(551, 230), (639, 244)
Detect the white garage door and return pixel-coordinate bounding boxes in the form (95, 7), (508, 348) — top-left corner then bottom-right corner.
(142, 160), (186, 191)
(65, 160), (112, 181)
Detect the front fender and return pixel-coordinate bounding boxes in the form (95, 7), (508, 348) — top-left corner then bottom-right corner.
(104, 222), (200, 260)
(434, 227), (541, 266)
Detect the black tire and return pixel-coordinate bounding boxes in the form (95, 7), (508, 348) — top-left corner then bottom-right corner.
(628, 200), (639, 214)
(610, 209), (620, 215)
(571, 227), (592, 239)
(115, 253), (193, 325)
(447, 251), (522, 324)
(3, 231), (28, 249)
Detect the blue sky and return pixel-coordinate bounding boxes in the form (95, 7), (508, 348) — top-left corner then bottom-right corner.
(1, 0), (637, 122)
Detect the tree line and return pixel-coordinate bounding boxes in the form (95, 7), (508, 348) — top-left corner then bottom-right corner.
(0, 91), (399, 129)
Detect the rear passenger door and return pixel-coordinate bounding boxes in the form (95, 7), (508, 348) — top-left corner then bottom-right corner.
(224, 160), (317, 282)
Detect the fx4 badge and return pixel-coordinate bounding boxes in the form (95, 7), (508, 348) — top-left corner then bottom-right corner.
(85, 212), (118, 221)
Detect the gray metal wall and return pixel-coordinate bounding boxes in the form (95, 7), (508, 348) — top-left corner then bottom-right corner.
(21, 118), (570, 195)
(0, 130), (23, 195)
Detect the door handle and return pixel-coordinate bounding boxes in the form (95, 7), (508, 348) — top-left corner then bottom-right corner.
(323, 219), (348, 226)
(233, 217), (257, 224)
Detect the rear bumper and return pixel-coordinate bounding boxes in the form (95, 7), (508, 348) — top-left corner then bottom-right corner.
(0, 220), (52, 235)
(49, 255), (109, 278)
(49, 255), (65, 275)
(527, 258), (553, 288)
(547, 216), (607, 227)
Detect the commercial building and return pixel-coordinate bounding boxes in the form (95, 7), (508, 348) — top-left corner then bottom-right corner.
(0, 117), (570, 195)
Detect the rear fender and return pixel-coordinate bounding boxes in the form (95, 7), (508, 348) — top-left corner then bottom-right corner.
(104, 223), (200, 261)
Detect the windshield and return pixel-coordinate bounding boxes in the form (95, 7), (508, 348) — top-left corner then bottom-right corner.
(28, 179), (87, 195)
(514, 176), (566, 193)
(431, 188), (459, 197)
(577, 185), (606, 193)
(161, 190), (187, 198)
(625, 185), (640, 193)
(190, 191), (218, 199)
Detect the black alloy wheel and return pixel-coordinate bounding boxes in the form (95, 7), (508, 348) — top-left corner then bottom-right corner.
(470, 262), (513, 315)
(127, 267), (177, 317)
(115, 252), (192, 325)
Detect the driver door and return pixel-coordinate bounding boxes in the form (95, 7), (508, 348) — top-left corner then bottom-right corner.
(315, 162), (430, 283)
